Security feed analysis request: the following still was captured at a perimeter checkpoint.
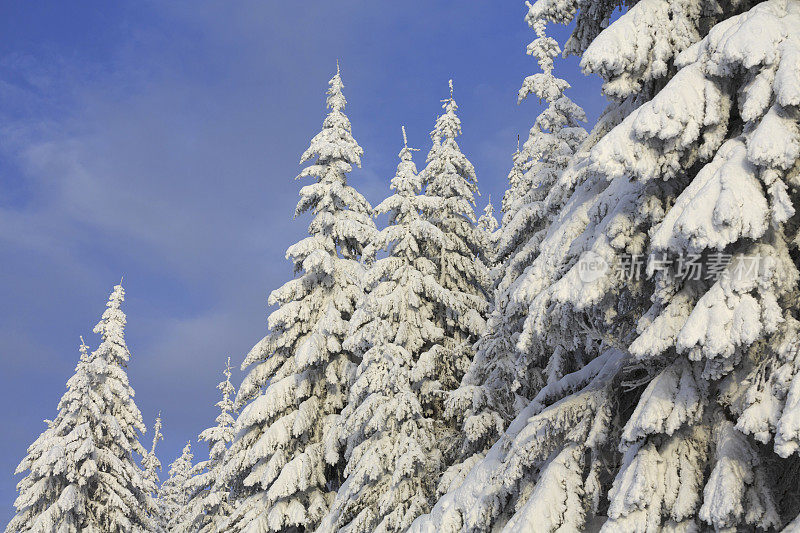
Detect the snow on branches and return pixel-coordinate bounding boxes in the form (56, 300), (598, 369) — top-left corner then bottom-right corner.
(222, 65), (377, 533)
(7, 284), (157, 533)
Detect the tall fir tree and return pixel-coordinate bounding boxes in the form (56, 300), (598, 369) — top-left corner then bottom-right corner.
(222, 64), (377, 532)
(413, 0), (800, 531)
(318, 128), (449, 532)
(158, 443), (193, 531)
(7, 284), (157, 533)
(412, 81), (491, 443)
(176, 358), (236, 533)
(440, 8), (587, 496)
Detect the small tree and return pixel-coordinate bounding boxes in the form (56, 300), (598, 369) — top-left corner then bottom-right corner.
(142, 414), (164, 493)
(159, 443), (193, 530)
(477, 198), (499, 265)
(177, 358), (236, 533)
(142, 413), (165, 530)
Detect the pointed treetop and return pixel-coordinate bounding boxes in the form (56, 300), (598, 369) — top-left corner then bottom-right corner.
(517, 4), (567, 102)
(219, 357), (235, 406)
(478, 196), (499, 235)
(214, 357), (236, 429)
(327, 62), (346, 112)
(146, 413), (163, 463)
(433, 81), (462, 142)
(107, 281), (125, 309)
(481, 197), (497, 221)
(440, 79), (457, 111)
(153, 413), (163, 441)
(390, 128), (421, 197)
(400, 126), (419, 156)
(143, 411), (164, 487)
(92, 281), (130, 366)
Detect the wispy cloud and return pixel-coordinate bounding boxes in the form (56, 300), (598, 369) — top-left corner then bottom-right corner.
(0, 0), (605, 519)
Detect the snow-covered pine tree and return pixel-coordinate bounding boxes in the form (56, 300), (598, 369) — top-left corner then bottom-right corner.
(414, 0), (800, 531)
(477, 198), (500, 276)
(159, 443), (193, 530)
(141, 414), (165, 530)
(412, 81), (491, 438)
(500, 138), (527, 220)
(142, 414), (164, 494)
(176, 358), (236, 533)
(477, 197), (499, 264)
(222, 64), (377, 532)
(478, 199), (499, 236)
(316, 128), (449, 532)
(439, 8), (587, 497)
(7, 284), (158, 533)
(6, 339), (94, 533)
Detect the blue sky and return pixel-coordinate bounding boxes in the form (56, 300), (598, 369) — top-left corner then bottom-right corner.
(0, 1), (605, 519)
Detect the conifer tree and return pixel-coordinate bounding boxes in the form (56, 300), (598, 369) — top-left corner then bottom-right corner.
(222, 64), (377, 532)
(478, 200), (498, 235)
(477, 198), (499, 270)
(500, 139), (528, 220)
(440, 7), (587, 495)
(141, 414), (165, 530)
(478, 197), (499, 246)
(176, 358), (236, 533)
(142, 414), (164, 494)
(318, 128), (448, 532)
(414, 0), (800, 531)
(412, 81), (491, 433)
(159, 443), (193, 531)
(7, 284), (157, 533)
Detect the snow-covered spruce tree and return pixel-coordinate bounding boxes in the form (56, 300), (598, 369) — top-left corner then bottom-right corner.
(413, 81), (491, 439)
(6, 339), (94, 533)
(317, 128), (452, 532)
(159, 443), (193, 530)
(142, 414), (164, 495)
(176, 358), (236, 533)
(222, 64), (377, 532)
(438, 10), (587, 497)
(477, 198), (499, 267)
(141, 414), (165, 530)
(414, 0), (800, 531)
(478, 199), (499, 236)
(500, 140), (526, 221)
(7, 284), (158, 533)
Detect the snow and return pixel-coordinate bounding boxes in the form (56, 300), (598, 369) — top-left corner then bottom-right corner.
(223, 66), (377, 533)
(175, 358), (237, 532)
(8, 285), (158, 532)
(9, 1), (800, 531)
